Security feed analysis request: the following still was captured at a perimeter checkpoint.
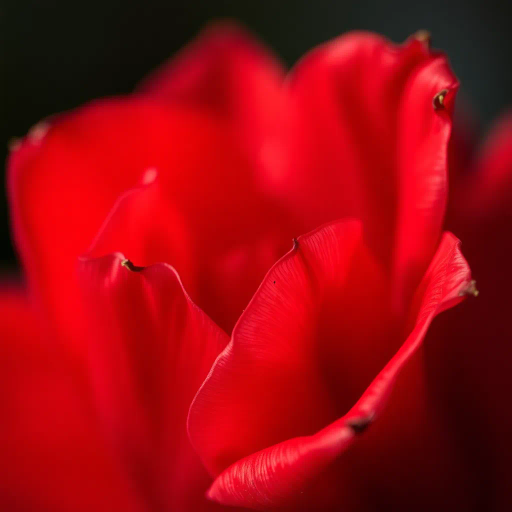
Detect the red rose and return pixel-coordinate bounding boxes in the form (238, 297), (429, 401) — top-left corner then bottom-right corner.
(1, 24), (509, 511)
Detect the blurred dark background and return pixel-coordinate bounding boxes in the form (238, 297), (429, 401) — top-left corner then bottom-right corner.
(2, 0), (512, 271)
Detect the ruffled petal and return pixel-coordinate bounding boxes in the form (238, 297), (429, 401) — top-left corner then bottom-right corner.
(275, 32), (458, 306)
(0, 288), (145, 511)
(76, 253), (229, 510)
(188, 222), (472, 510)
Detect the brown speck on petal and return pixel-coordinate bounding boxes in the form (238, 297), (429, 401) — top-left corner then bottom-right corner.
(432, 89), (448, 110)
(120, 259), (145, 272)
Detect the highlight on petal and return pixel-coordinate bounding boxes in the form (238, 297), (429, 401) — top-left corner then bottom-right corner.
(76, 253), (229, 510)
(392, 57), (459, 311)
(0, 288), (145, 512)
(188, 220), (472, 510)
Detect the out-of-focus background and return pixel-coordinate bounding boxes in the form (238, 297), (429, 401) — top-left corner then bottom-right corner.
(2, 0), (512, 271)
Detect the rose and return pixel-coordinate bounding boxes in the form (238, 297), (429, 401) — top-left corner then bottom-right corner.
(1, 23), (509, 511)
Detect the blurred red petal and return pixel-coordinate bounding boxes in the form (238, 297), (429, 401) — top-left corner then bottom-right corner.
(434, 111), (512, 509)
(139, 22), (284, 173)
(0, 288), (145, 511)
(76, 253), (229, 510)
(7, 99), (213, 337)
(453, 110), (512, 219)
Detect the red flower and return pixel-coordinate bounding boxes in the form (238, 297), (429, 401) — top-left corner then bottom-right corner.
(1, 24), (508, 511)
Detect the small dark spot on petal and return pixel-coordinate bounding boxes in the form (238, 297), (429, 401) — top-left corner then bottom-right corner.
(432, 89), (448, 110)
(459, 279), (479, 298)
(121, 259), (145, 272)
(346, 415), (373, 434)
(292, 238), (299, 249)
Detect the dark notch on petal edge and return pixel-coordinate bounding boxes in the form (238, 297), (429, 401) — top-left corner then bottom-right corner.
(346, 415), (373, 435)
(459, 279), (479, 298)
(432, 89), (448, 110)
(121, 259), (145, 272)
(292, 238), (299, 250)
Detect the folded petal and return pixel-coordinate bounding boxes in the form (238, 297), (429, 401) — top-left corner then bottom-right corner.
(188, 221), (472, 510)
(276, 32), (458, 305)
(76, 253), (229, 510)
(392, 58), (458, 310)
(0, 288), (145, 511)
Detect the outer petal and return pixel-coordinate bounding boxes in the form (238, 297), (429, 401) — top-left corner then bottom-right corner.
(9, 94), (295, 336)
(434, 112), (512, 509)
(76, 253), (230, 510)
(188, 220), (472, 509)
(451, 110), (512, 220)
(276, 32), (458, 306)
(139, 22), (285, 175)
(0, 288), (145, 511)
(7, 99), (209, 337)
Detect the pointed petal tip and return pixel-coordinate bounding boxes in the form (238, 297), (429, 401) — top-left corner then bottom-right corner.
(120, 258), (146, 272)
(432, 83), (459, 113)
(459, 279), (479, 298)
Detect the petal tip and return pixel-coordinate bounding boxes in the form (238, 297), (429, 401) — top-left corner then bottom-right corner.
(120, 258), (145, 272)
(458, 279), (479, 298)
(411, 29), (431, 49)
(27, 121), (51, 144)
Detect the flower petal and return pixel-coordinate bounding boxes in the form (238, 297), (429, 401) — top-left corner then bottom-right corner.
(435, 111), (512, 509)
(0, 288), (145, 511)
(139, 22), (284, 175)
(452, 110), (512, 220)
(9, 92), (295, 336)
(188, 222), (472, 510)
(7, 99), (215, 337)
(76, 253), (229, 510)
(276, 32), (458, 306)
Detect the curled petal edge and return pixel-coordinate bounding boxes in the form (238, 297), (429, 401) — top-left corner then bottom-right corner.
(200, 231), (472, 510)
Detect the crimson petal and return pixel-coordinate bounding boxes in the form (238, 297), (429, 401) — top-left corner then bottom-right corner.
(0, 288), (145, 511)
(277, 32), (458, 309)
(139, 22), (285, 176)
(188, 221), (472, 510)
(433, 112), (512, 509)
(76, 253), (229, 510)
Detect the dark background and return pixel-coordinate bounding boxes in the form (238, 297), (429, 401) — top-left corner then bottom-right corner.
(2, 0), (512, 271)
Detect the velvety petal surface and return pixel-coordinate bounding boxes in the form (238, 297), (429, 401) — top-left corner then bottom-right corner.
(275, 32), (458, 308)
(76, 252), (230, 510)
(0, 288), (145, 511)
(188, 220), (472, 509)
